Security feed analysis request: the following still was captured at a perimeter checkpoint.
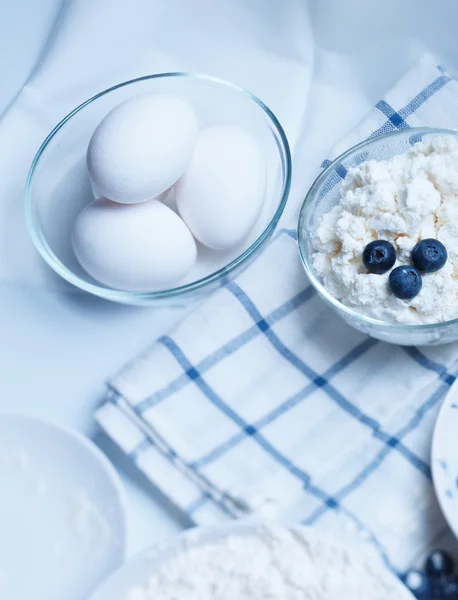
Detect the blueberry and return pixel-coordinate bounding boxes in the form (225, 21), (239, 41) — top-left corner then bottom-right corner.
(425, 550), (455, 578)
(362, 240), (397, 274)
(389, 265), (422, 299)
(441, 575), (458, 597)
(427, 577), (458, 599)
(403, 569), (431, 598)
(412, 239), (447, 273)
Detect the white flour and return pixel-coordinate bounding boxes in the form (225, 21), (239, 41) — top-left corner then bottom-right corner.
(313, 135), (458, 324)
(126, 526), (407, 600)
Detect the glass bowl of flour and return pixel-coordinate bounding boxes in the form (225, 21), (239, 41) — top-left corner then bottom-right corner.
(298, 127), (458, 346)
(88, 523), (414, 600)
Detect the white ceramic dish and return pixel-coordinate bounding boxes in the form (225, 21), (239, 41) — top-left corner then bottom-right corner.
(88, 522), (415, 600)
(432, 380), (458, 539)
(0, 415), (126, 600)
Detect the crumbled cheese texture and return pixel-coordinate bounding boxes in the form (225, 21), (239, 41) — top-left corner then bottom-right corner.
(313, 135), (458, 324)
(126, 526), (405, 600)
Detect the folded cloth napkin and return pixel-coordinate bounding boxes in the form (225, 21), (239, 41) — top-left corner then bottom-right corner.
(96, 53), (458, 573)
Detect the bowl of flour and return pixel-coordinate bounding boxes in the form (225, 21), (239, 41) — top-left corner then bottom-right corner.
(298, 128), (458, 345)
(88, 522), (414, 600)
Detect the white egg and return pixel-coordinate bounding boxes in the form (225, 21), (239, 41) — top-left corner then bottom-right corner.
(72, 198), (197, 291)
(175, 125), (266, 251)
(87, 94), (198, 204)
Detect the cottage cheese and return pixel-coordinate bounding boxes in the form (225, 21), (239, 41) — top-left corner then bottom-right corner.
(313, 135), (458, 324)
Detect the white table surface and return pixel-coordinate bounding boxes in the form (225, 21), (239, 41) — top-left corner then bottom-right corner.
(3, 0), (458, 561)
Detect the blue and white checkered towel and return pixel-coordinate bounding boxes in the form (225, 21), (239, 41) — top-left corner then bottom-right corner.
(96, 54), (458, 573)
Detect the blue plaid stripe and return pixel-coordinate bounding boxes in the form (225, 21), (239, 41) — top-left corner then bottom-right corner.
(375, 100), (410, 129)
(159, 333), (403, 560)
(404, 347), (456, 385)
(370, 73), (451, 139)
(129, 437), (153, 460)
(304, 377), (454, 527)
(134, 276), (314, 413)
(318, 151), (370, 200)
(318, 69), (452, 194)
(399, 74), (451, 118)
(119, 391), (252, 519)
(159, 336), (311, 488)
(192, 337), (378, 469)
(158, 335), (344, 510)
(225, 281), (431, 477)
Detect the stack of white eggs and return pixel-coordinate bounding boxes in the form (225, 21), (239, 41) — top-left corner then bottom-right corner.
(71, 93), (267, 292)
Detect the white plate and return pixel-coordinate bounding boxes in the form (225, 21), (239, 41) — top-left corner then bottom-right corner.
(0, 415), (126, 600)
(88, 522), (415, 600)
(432, 379), (458, 539)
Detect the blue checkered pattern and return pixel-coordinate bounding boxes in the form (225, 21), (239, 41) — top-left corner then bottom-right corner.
(96, 54), (458, 573)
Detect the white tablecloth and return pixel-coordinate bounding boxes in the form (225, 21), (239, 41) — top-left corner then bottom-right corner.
(2, 0), (458, 556)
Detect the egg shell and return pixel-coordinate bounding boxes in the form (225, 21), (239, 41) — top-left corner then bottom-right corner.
(175, 125), (266, 251)
(72, 198), (197, 291)
(87, 94), (198, 204)
(90, 183), (170, 204)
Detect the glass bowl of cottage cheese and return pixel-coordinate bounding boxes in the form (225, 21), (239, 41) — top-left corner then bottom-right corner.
(298, 128), (458, 346)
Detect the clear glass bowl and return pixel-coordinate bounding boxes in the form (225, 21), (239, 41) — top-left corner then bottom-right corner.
(25, 73), (291, 306)
(298, 127), (458, 346)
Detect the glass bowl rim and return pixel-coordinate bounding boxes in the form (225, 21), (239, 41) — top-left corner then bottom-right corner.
(25, 71), (292, 302)
(298, 126), (458, 332)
